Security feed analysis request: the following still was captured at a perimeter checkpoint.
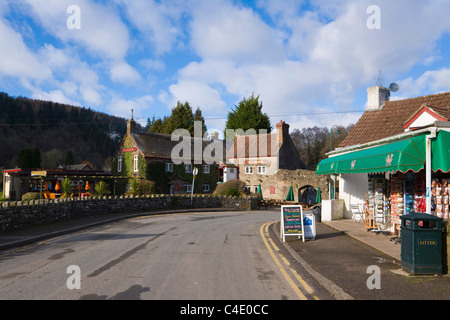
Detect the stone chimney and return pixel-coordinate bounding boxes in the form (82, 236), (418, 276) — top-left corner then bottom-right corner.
(127, 109), (136, 134)
(210, 131), (219, 140)
(276, 120), (289, 145)
(367, 86), (390, 111)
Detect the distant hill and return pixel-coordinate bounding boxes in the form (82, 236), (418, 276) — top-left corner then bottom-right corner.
(0, 92), (129, 170)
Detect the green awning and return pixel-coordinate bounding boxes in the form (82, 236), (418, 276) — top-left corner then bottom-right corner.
(316, 134), (426, 175)
(432, 130), (450, 173)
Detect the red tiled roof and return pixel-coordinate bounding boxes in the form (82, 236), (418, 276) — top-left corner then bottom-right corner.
(339, 91), (450, 147)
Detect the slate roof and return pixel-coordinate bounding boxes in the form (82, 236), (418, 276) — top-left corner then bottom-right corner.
(340, 91), (450, 148)
(130, 131), (226, 163)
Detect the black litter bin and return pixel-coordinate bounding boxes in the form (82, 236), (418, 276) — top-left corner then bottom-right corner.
(400, 212), (443, 275)
(312, 205), (321, 223)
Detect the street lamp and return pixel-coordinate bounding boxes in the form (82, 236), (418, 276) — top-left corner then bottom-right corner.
(191, 167), (198, 205)
(330, 125), (341, 200)
(330, 125), (341, 152)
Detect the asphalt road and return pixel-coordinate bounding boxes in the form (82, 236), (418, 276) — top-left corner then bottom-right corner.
(0, 210), (332, 300)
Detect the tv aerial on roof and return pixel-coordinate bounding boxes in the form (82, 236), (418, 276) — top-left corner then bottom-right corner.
(389, 83), (400, 92)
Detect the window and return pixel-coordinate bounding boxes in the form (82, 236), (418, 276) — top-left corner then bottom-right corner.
(257, 166), (266, 174)
(133, 155), (139, 172)
(118, 156), (123, 172)
(244, 186), (251, 193)
(203, 184), (210, 192)
(165, 163), (173, 172)
(185, 164), (192, 173)
(203, 164), (210, 174)
(254, 186), (259, 193)
(228, 168), (235, 174)
(245, 166), (253, 174)
(184, 184), (192, 193)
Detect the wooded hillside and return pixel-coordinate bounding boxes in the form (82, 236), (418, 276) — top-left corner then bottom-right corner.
(0, 92), (127, 170)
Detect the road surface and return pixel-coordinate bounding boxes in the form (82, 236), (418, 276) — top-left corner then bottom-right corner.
(0, 210), (332, 300)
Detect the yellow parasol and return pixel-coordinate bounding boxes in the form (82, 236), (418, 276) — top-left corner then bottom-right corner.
(55, 180), (61, 192)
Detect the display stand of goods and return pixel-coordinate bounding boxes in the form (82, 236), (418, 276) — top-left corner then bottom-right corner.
(431, 179), (450, 219)
(390, 176), (404, 225)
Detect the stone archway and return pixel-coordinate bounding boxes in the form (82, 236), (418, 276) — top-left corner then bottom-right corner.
(240, 169), (329, 201)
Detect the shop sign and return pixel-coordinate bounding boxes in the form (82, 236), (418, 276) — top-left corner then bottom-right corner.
(244, 160), (268, 165)
(418, 240), (436, 246)
(121, 147), (137, 153)
(31, 171), (47, 177)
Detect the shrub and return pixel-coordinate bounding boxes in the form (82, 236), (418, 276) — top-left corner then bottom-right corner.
(126, 179), (156, 196)
(61, 177), (72, 198)
(214, 179), (246, 197)
(95, 181), (109, 197)
(22, 192), (41, 201)
(138, 179), (156, 195)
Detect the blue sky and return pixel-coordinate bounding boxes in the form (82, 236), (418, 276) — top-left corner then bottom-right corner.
(1, 0), (450, 135)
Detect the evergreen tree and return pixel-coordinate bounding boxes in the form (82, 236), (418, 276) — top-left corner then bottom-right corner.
(65, 150), (74, 166)
(147, 101), (207, 136)
(193, 107), (207, 137)
(225, 93), (271, 140)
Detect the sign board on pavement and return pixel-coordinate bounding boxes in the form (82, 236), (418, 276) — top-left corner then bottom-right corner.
(281, 205), (305, 242)
(303, 213), (316, 240)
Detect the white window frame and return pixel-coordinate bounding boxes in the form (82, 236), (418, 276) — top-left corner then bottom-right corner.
(118, 156), (123, 172)
(245, 166), (253, 174)
(203, 164), (210, 174)
(257, 165), (266, 174)
(165, 163), (173, 172)
(184, 184), (192, 193)
(133, 155), (139, 172)
(185, 164), (192, 173)
(203, 184), (210, 192)
(244, 186), (251, 193)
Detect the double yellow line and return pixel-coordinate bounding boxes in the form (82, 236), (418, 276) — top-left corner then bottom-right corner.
(260, 221), (319, 300)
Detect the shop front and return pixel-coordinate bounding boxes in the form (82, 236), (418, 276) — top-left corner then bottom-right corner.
(316, 126), (450, 232)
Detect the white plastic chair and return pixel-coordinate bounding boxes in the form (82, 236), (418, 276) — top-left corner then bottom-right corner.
(351, 204), (364, 223)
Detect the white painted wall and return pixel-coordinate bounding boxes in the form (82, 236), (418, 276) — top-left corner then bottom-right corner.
(339, 174), (368, 219)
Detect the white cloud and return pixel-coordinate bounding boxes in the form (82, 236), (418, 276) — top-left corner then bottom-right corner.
(120, 0), (184, 55)
(110, 61), (141, 84)
(20, 0), (130, 61)
(0, 17), (52, 80)
(107, 94), (154, 121)
(169, 80), (227, 114)
(398, 68), (450, 98)
(189, 0), (285, 64)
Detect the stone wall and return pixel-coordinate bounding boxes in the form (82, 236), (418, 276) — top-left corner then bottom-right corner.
(0, 195), (258, 232)
(240, 169), (329, 202)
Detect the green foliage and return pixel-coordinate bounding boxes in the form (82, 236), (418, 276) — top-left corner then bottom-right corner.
(147, 102), (207, 136)
(95, 181), (109, 197)
(22, 192), (41, 201)
(129, 178), (139, 196)
(290, 124), (354, 170)
(138, 179), (156, 195)
(225, 94), (271, 140)
(61, 177), (72, 198)
(214, 179), (246, 197)
(0, 92), (127, 169)
(15, 148), (41, 168)
(65, 150), (74, 166)
(126, 178), (156, 196)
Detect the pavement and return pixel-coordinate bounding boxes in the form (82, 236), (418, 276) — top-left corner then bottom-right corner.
(0, 208), (449, 300)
